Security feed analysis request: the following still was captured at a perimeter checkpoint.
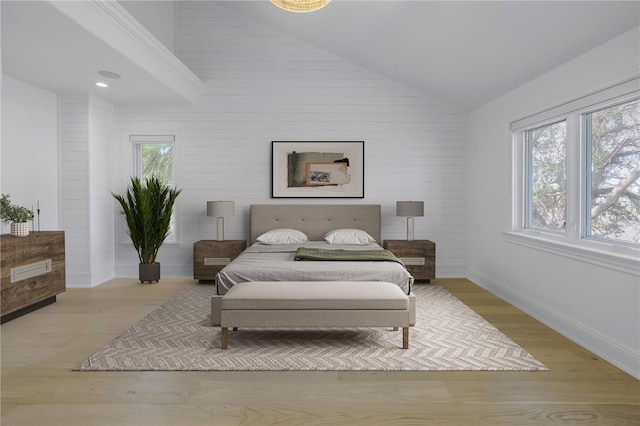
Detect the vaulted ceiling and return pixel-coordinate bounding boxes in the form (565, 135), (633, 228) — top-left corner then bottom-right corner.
(222, 1), (640, 110)
(2, 1), (638, 110)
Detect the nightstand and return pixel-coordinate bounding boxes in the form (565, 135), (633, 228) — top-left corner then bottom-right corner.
(383, 240), (436, 282)
(193, 240), (246, 283)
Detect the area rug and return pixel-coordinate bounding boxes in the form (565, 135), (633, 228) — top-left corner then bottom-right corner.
(74, 285), (547, 371)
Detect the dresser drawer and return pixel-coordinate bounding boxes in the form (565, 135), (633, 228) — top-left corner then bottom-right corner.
(1, 267), (65, 315)
(1, 232), (66, 320)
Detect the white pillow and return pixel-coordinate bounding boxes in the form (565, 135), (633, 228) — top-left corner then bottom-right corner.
(324, 229), (376, 245)
(257, 228), (309, 245)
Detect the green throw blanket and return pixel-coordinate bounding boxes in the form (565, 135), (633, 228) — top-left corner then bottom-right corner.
(294, 247), (404, 266)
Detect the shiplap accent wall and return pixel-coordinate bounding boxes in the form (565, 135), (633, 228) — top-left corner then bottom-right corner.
(60, 94), (115, 287)
(114, 1), (467, 278)
(88, 95), (115, 286)
(60, 95), (90, 287)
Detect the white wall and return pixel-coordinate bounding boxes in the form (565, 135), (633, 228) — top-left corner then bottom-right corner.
(59, 95), (90, 286)
(113, 1), (468, 278)
(1, 75), (59, 233)
(89, 95), (116, 286)
(60, 94), (116, 288)
(467, 28), (640, 378)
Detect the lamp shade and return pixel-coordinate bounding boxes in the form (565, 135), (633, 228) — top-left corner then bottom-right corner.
(207, 201), (234, 218)
(396, 201), (424, 217)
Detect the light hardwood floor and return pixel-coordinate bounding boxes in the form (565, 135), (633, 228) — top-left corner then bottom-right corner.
(1, 278), (638, 425)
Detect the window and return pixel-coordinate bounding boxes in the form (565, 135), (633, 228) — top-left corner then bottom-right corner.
(132, 135), (175, 185)
(509, 79), (639, 270)
(525, 121), (567, 232)
(586, 100), (640, 244)
(130, 135), (178, 242)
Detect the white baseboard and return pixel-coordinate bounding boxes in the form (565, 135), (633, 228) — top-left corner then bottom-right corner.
(466, 266), (640, 380)
(435, 266), (467, 278)
(65, 272), (93, 288)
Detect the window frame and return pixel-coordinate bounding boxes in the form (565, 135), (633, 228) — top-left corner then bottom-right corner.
(128, 134), (180, 245)
(524, 119), (568, 235)
(583, 98), (640, 246)
(131, 134), (176, 183)
(507, 79), (640, 275)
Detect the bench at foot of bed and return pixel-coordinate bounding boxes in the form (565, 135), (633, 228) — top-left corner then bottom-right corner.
(211, 281), (416, 349)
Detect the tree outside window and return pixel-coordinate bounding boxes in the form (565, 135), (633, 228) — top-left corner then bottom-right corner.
(526, 121), (567, 232)
(587, 99), (640, 244)
(141, 143), (174, 185)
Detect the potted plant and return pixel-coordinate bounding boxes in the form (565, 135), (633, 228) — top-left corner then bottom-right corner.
(0, 194), (33, 237)
(112, 177), (181, 283)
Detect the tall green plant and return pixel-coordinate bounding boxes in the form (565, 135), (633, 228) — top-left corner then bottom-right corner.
(112, 177), (181, 264)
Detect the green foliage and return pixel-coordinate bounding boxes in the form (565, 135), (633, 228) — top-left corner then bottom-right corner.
(112, 177), (181, 264)
(529, 99), (639, 242)
(142, 144), (173, 184)
(0, 194), (33, 224)
(528, 121), (567, 231)
(588, 100), (640, 241)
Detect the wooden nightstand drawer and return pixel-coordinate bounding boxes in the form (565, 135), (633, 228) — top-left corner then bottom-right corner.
(399, 257), (426, 266)
(383, 240), (436, 282)
(203, 258), (231, 266)
(193, 240), (246, 283)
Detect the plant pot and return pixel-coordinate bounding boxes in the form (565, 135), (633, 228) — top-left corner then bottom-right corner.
(10, 222), (29, 237)
(139, 262), (160, 284)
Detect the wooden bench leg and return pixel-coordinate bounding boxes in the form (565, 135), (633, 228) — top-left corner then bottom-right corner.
(392, 326), (398, 331)
(221, 327), (228, 349)
(402, 327), (409, 349)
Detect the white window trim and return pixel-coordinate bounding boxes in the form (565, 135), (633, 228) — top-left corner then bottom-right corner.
(503, 231), (639, 276)
(509, 78), (640, 276)
(131, 134), (176, 178)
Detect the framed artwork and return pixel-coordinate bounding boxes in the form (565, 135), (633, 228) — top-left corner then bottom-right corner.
(272, 141), (365, 198)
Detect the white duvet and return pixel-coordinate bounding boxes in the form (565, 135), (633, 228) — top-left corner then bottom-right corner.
(215, 242), (413, 295)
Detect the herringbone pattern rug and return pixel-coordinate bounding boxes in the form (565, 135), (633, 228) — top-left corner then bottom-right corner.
(74, 285), (547, 371)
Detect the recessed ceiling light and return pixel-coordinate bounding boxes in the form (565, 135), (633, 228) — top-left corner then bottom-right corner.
(98, 70), (121, 79)
(96, 82), (109, 88)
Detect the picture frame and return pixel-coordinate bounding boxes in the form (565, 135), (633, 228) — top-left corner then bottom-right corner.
(271, 141), (365, 198)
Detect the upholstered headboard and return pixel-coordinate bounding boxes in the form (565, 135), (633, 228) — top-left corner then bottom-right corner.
(250, 204), (381, 244)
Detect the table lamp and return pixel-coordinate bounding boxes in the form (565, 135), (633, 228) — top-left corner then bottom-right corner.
(207, 201), (234, 241)
(396, 201), (424, 241)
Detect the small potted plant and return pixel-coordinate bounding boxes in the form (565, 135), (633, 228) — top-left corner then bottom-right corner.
(0, 194), (33, 236)
(112, 177), (181, 283)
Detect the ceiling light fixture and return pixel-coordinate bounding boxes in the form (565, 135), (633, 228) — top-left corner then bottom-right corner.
(98, 70), (121, 79)
(271, 0), (330, 13)
(95, 82), (109, 88)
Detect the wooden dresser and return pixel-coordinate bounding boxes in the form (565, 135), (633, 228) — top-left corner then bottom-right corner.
(1, 231), (66, 323)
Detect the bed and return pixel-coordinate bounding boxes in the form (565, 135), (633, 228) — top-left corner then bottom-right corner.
(214, 204), (414, 295)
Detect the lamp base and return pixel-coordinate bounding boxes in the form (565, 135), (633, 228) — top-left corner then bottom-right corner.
(217, 217), (225, 242)
(406, 217), (414, 241)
